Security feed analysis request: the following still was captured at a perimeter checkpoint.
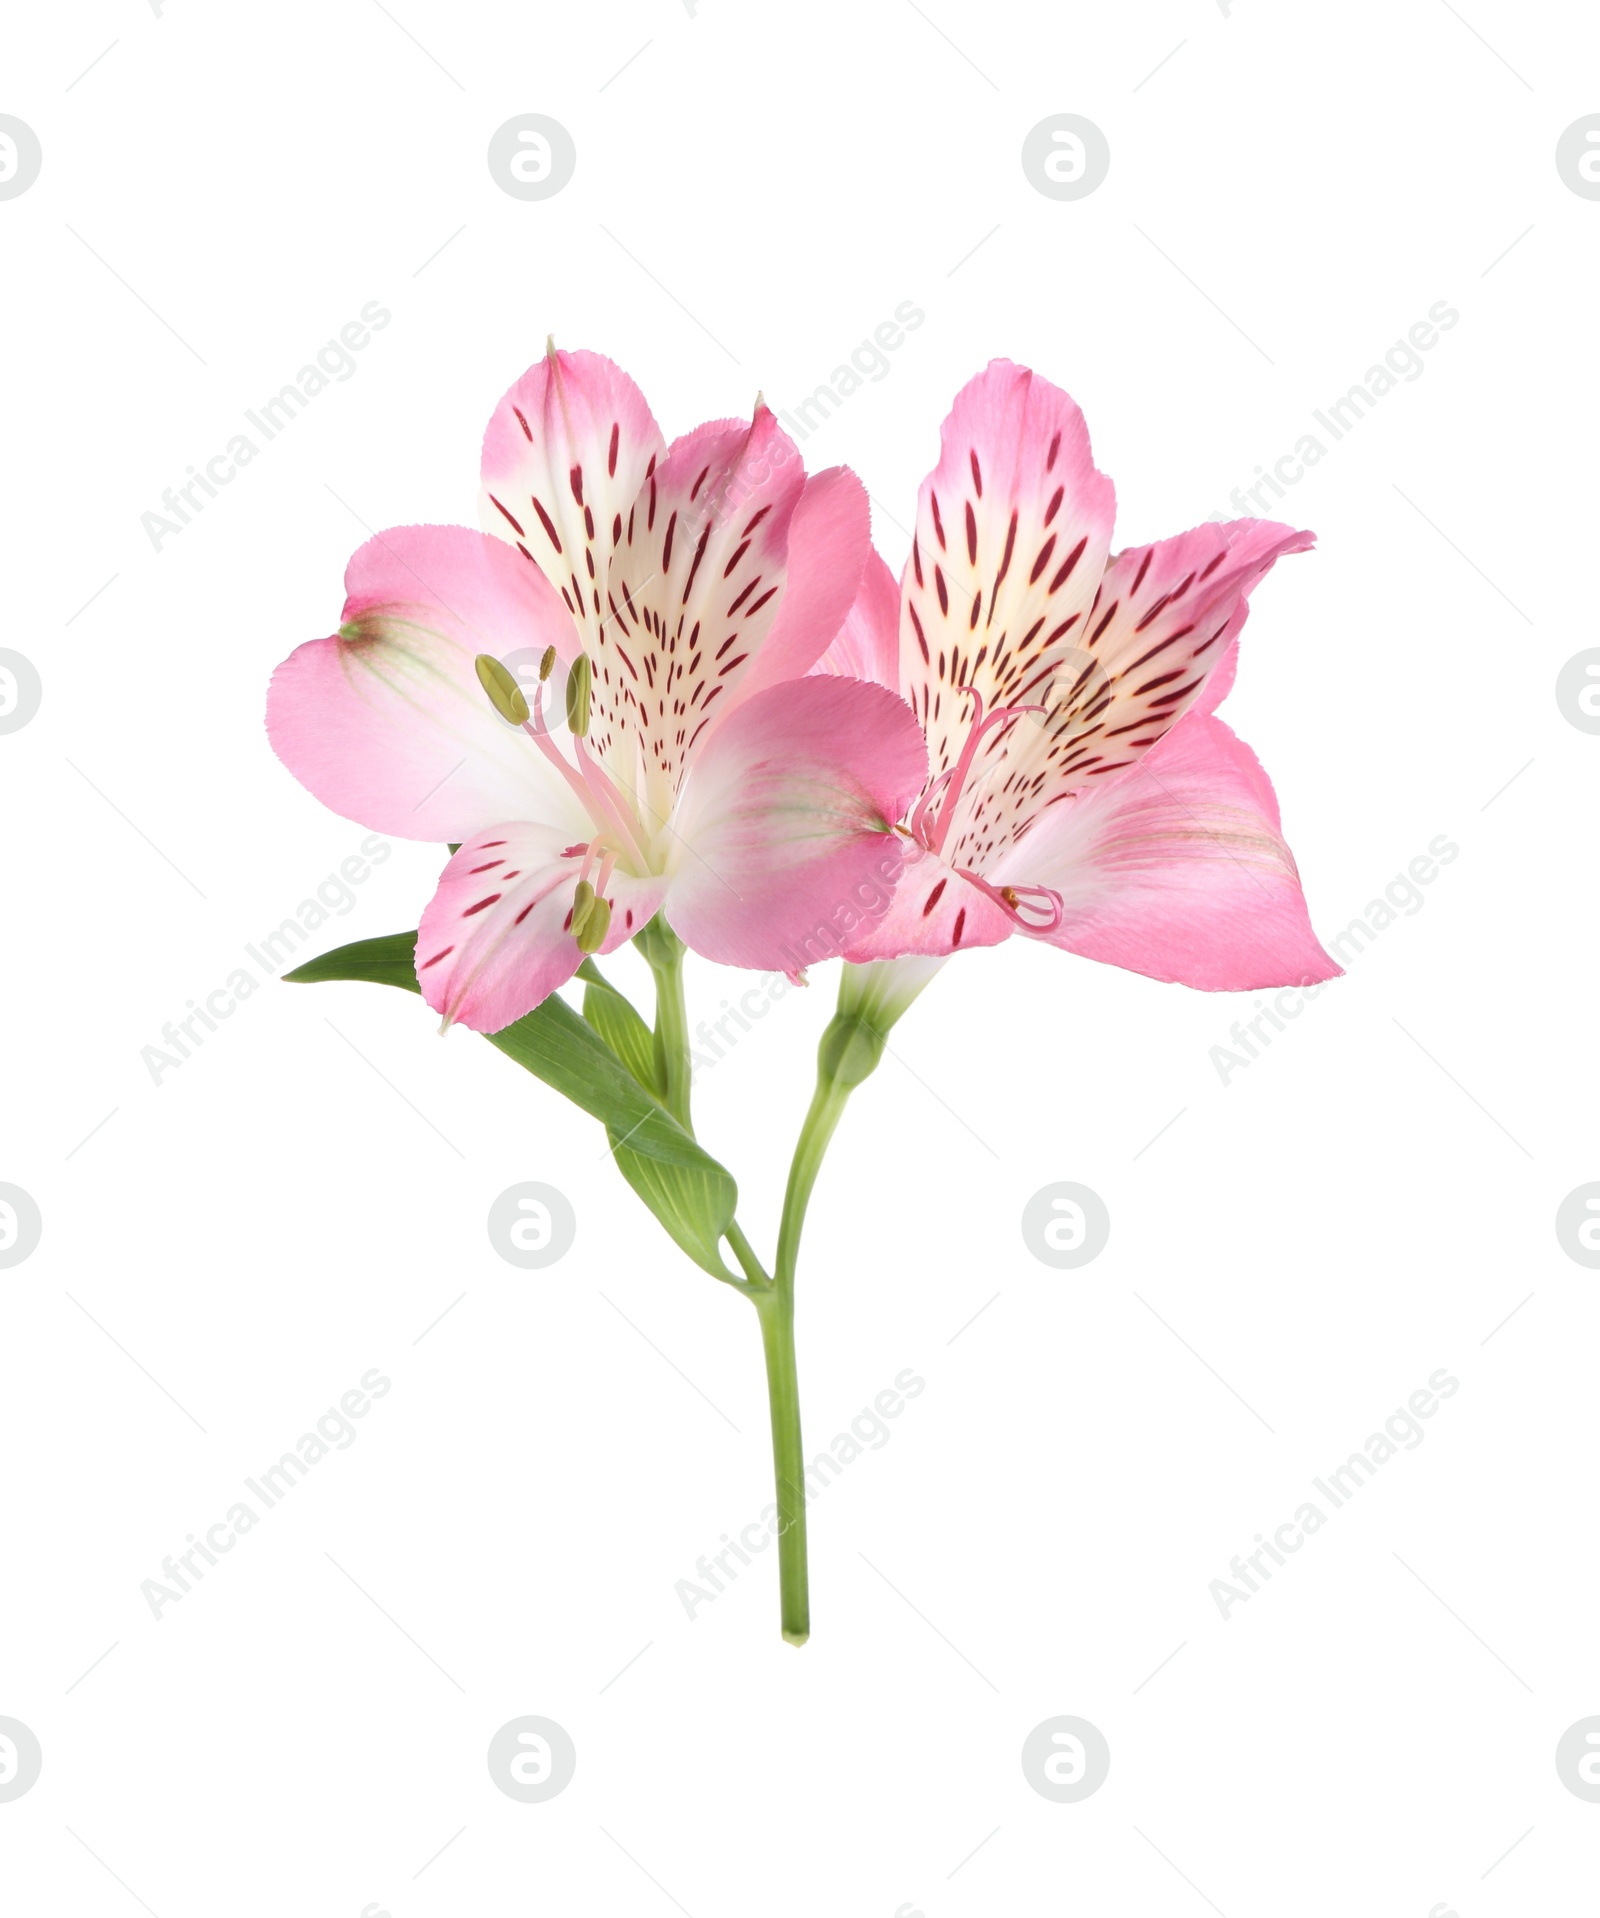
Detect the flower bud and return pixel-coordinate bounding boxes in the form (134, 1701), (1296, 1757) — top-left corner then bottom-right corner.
(817, 1013), (885, 1089)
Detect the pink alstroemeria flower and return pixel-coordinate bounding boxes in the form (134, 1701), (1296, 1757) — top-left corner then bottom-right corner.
(268, 348), (927, 1032)
(815, 359), (1338, 1005)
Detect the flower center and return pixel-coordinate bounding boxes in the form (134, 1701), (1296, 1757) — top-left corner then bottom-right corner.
(475, 648), (652, 871)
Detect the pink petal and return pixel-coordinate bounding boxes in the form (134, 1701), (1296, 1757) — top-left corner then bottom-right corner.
(903, 360), (1116, 795)
(1188, 520), (1311, 720)
(417, 823), (666, 1033)
(731, 465), (871, 703)
(267, 525), (588, 843)
(664, 675), (928, 972)
(840, 843), (1013, 961)
(478, 347), (667, 655)
(590, 405), (807, 799)
(812, 545), (901, 691)
(999, 708), (1339, 991)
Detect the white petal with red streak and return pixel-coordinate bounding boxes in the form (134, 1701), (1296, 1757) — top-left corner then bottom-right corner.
(937, 516), (1313, 876)
(901, 360), (1116, 792)
(416, 824), (666, 1033)
(478, 347), (667, 653)
(595, 407), (807, 809)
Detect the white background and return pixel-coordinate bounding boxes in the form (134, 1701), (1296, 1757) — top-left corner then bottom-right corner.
(3, 1), (1597, 1913)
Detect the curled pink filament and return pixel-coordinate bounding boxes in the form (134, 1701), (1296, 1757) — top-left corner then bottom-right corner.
(921, 683), (1048, 856)
(957, 868), (1064, 935)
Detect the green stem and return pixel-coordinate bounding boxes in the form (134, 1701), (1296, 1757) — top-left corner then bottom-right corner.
(632, 931), (901, 1644)
(752, 1279), (811, 1643)
(775, 1073), (855, 1290)
(754, 1006), (888, 1645)
(724, 1222), (770, 1290)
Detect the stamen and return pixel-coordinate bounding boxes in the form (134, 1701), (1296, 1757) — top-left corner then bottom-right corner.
(957, 869), (1064, 934)
(573, 734), (651, 865)
(474, 653), (530, 725)
(910, 768), (956, 847)
(574, 894), (612, 953)
(921, 684), (1048, 856)
(565, 653), (593, 736)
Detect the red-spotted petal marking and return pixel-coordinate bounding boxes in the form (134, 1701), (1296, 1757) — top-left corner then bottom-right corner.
(478, 347), (667, 655)
(934, 517), (1314, 876)
(900, 360), (1116, 802)
(593, 406), (804, 817)
(838, 843), (1013, 963)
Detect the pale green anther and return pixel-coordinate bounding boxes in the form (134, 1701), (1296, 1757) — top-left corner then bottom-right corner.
(570, 879), (596, 929)
(474, 653), (529, 725)
(566, 652), (593, 736)
(574, 894), (612, 954)
(539, 644), (556, 681)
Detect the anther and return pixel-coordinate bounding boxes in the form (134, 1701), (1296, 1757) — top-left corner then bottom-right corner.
(566, 653), (593, 736)
(474, 653), (530, 725)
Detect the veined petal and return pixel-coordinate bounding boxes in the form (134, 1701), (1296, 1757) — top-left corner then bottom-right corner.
(478, 346), (667, 654)
(902, 360), (1116, 788)
(266, 524), (588, 843)
(997, 708), (1339, 991)
(663, 675), (928, 973)
(813, 545), (901, 691)
(417, 823), (665, 1032)
(595, 406), (807, 813)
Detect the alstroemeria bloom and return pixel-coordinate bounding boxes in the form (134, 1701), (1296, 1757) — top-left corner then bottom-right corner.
(816, 360), (1337, 1002)
(267, 348), (927, 1032)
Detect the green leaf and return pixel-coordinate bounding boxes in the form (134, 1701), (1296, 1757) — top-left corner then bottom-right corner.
(580, 971), (663, 1096)
(608, 1140), (740, 1282)
(285, 932), (738, 1279)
